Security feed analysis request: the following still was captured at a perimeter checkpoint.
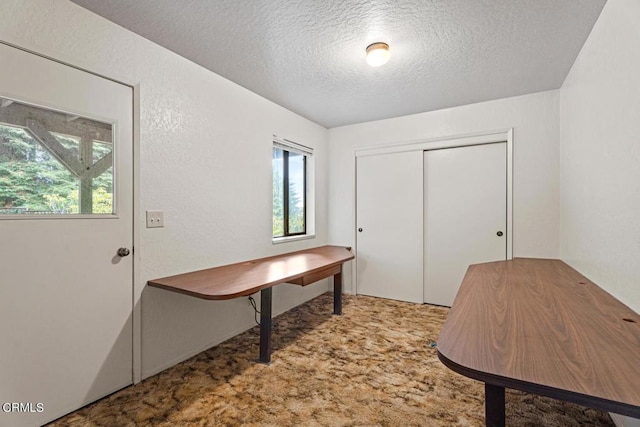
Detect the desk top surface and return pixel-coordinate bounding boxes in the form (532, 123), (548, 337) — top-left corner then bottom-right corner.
(147, 245), (354, 300)
(437, 258), (640, 417)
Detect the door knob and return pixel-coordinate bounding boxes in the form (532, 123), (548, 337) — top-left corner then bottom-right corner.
(358, 228), (363, 232)
(496, 231), (503, 237)
(117, 247), (131, 257)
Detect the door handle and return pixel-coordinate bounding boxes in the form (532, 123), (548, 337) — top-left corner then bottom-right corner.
(496, 231), (503, 237)
(117, 247), (131, 257)
(358, 228), (363, 232)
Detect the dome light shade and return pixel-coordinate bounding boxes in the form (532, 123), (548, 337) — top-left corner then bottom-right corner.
(366, 42), (390, 67)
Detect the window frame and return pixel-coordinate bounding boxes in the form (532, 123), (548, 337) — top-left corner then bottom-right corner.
(281, 149), (307, 236)
(272, 136), (314, 243)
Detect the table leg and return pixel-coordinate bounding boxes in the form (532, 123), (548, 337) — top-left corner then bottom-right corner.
(259, 287), (272, 364)
(485, 383), (505, 427)
(333, 267), (343, 315)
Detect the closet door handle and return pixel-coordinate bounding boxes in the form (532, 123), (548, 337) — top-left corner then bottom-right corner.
(496, 231), (503, 237)
(117, 247), (131, 257)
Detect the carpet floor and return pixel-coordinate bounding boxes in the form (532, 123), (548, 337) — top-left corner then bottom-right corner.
(49, 293), (615, 426)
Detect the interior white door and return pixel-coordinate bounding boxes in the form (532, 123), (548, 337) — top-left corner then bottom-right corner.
(356, 151), (423, 303)
(424, 142), (507, 306)
(0, 43), (133, 427)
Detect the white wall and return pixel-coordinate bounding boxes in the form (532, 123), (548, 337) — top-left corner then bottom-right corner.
(0, 0), (330, 379)
(559, 3), (639, 423)
(328, 91), (560, 293)
(559, 0), (640, 315)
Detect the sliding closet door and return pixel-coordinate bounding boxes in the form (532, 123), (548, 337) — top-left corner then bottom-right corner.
(424, 142), (507, 306)
(356, 151), (423, 303)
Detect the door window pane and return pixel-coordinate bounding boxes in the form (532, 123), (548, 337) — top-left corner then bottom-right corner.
(0, 98), (114, 215)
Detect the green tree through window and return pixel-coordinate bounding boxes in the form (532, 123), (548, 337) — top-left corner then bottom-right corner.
(0, 99), (114, 215)
(273, 146), (306, 237)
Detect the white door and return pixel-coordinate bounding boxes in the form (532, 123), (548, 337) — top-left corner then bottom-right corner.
(0, 43), (133, 427)
(356, 151), (423, 303)
(424, 142), (507, 306)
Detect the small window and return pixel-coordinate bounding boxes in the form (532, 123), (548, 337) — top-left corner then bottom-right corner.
(0, 97), (114, 216)
(272, 137), (312, 239)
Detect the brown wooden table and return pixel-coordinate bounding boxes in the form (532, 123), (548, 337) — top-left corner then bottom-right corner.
(437, 258), (640, 427)
(148, 245), (354, 363)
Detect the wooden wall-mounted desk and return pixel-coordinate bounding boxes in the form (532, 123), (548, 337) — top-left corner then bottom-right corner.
(147, 245), (354, 363)
(437, 258), (640, 427)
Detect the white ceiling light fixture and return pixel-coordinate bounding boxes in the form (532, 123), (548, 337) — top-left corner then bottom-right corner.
(366, 42), (390, 67)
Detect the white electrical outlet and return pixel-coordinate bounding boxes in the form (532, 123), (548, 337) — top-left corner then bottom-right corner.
(146, 210), (164, 228)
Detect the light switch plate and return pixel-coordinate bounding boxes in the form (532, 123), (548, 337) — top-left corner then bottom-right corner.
(146, 210), (164, 228)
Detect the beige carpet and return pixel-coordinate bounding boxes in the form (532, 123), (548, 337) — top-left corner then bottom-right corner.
(49, 293), (615, 426)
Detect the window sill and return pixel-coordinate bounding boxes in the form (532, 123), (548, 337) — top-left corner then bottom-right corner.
(272, 234), (316, 245)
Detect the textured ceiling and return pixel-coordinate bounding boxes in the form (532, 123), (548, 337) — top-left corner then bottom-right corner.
(70, 0), (606, 128)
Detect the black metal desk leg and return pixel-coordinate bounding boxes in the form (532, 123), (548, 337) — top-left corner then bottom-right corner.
(259, 287), (273, 364)
(333, 267), (343, 315)
(485, 383), (505, 427)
